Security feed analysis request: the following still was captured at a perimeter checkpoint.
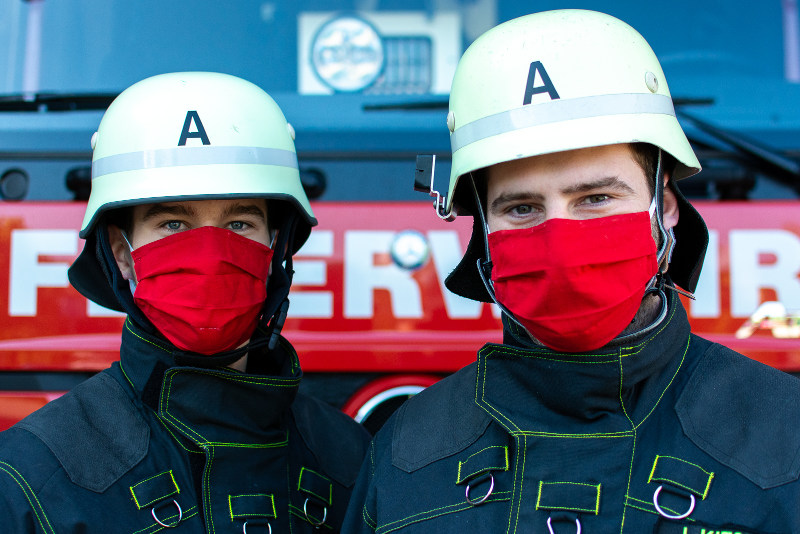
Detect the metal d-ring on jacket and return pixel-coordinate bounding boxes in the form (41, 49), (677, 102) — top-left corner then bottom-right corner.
(343, 291), (800, 533)
(0, 319), (370, 533)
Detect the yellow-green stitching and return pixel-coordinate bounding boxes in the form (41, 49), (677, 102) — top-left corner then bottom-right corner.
(131, 505), (199, 534)
(153, 413), (199, 454)
(228, 493), (277, 519)
(624, 495), (696, 521)
(456, 445), (509, 484)
(129, 470), (180, 510)
(373, 491), (512, 534)
(618, 362), (637, 534)
(535, 481), (601, 514)
(298, 466), (333, 506)
(647, 455), (714, 499)
(514, 431), (632, 438)
(288, 504), (335, 530)
(0, 461), (55, 534)
(476, 348), (520, 434)
(125, 320), (171, 354)
(632, 337), (689, 430)
(363, 501), (377, 529)
(363, 505), (377, 529)
(159, 370), (208, 444)
(510, 435), (526, 534)
(118, 359), (136, 391)
(204, 446), (215, 534)
(194, 433), (289, 449)
(161, 367), (298, 447)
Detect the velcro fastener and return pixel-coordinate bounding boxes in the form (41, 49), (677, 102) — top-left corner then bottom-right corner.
(129, 470), (180, 510)
(456, 445), (509, 484)
(535, 481), (601, 515)
(648, 455), (714, 499)
(298, 467), (332, 506)
(228, 493), (277, 520)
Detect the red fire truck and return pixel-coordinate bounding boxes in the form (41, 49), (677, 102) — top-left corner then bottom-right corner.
(2, 1), (800, 433)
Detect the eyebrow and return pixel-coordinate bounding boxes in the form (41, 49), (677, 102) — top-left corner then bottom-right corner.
(139, 202), (267, 222)
(559, 176), (635, 196)
(489, 191), (543, 214)
(140, 203), (195, 221)
(489, 175), (635, 214)
(221, 202), (268, 221)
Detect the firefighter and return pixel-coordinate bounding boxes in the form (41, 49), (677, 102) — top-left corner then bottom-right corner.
(343, 10), (800, 533)
(0, 72), (369, 532)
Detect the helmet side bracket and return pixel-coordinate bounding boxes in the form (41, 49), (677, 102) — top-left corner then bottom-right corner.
(414, 155), (455, 222)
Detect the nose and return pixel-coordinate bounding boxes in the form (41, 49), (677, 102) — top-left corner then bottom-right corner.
(542, 201), (571, 222)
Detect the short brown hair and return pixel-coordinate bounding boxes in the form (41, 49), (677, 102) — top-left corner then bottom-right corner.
(630, 142), (675, 196)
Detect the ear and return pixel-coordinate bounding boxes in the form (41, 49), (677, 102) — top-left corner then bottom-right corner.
(107, 225), (136, 282)
(662, 174), (679, 231)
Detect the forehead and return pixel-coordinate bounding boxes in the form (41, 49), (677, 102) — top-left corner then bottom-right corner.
(486, 144), (647, 193)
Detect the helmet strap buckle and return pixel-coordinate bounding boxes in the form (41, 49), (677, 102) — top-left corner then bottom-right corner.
(414, 155), (455, 221)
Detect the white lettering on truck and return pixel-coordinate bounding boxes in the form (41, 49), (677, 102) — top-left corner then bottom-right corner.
(9, 229), (77, 316)
(344, 231), (423, 318)
(730, 229), (800, 316)
(691, 230), (720, 318)
(7, 226), (800, 323)
(292, 230), (334, 318)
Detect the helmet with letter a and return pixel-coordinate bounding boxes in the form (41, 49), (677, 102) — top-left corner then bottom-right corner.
(68, 71), (316, 312)
(441, 9), (709, 302)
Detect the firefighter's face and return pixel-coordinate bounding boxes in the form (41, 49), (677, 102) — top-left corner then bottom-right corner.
(107, 198), (270, 283)
(485, 143), (678, 237)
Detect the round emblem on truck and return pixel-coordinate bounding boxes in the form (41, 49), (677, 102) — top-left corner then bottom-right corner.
(390, 229), (430, 270)
(311, 15), (385, 92)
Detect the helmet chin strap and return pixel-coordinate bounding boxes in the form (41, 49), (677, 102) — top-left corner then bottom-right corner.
(652, 148), (673, 282)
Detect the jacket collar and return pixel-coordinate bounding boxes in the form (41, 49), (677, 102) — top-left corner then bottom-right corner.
(118, 320), (301, 446)
(477, 291), (691, 435)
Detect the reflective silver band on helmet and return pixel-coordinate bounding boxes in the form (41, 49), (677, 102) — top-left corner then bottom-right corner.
(92, 146), (298, 179)
(450, 93), (676, 153)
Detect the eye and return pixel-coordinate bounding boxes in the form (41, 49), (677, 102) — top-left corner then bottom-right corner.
(229, 221), (249, 231)
(583, 194), (610, 205)
(510, 204), (533, 216)
(164, 220), (183, 231)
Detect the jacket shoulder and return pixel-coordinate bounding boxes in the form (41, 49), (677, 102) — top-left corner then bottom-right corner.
(677, 336), (800, 488)
(8, 369), (149, 493)
(390, 362), (492, 473)
(291, 393), (370, 488)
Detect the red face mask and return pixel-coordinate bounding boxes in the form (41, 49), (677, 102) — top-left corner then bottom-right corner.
(130, 226), (273, 355)
(488, 211), (658, 352)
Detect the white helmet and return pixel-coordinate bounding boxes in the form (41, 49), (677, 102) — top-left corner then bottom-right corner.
(441, 10), (708, 301)
(70, 72), (316, 311)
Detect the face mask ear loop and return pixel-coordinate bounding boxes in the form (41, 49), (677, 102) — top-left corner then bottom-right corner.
(120, 231), (138, 295)
(651, 149), (695, 300)
(468, 173), (534, 338)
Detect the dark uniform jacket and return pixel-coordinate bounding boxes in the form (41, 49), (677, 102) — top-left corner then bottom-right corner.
(343, 292), (800, 533)
(0, 319), (370, 533)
